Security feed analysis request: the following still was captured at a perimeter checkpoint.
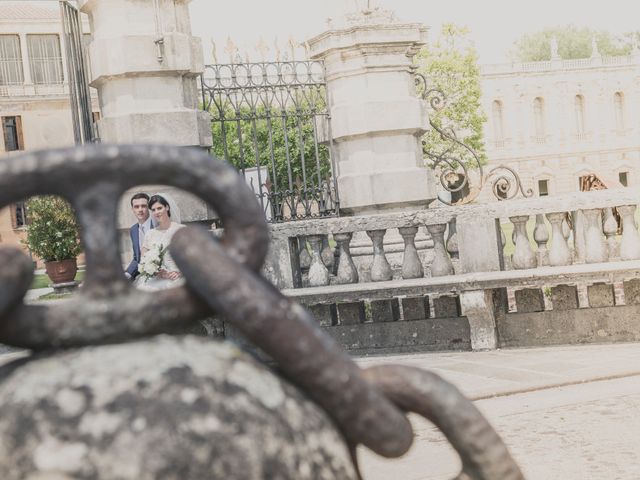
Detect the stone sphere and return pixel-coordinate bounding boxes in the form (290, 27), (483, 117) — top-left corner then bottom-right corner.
(0, 335), (357, 480)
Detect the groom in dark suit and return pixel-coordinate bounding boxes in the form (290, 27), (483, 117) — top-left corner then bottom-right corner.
(125, 193), (154, 280)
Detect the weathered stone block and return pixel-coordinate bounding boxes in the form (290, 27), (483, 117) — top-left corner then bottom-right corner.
(369, 299), (400, 323)
(402, 296), (430, 321)
(492, 288), (509, 316)
(551, 285), (579, 310)
(588, 283), (615, 307)
(308, 304), (336, 327)
(456, 216), (502, 273)
(624, 279), (640, 305)
(460, 290), (497, 351)
(337, 302), (365, 325)
(323, 317), (471, 354)
(0, 336), (357, 479)
(515, 288), (545, 313)
(497, 305), (640, 348)
(433, 295), (461, 318)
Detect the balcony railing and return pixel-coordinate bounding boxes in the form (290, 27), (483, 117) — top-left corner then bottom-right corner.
(573, 132), (591, 141)
(481, 54), (638, 76)
(0, 82), (69, 97)
(262, 188), (640, 353)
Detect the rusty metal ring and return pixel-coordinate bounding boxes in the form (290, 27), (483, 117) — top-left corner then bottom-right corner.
(363, 365), (525, 480)
(0, 144), (523, 478)
(0, 144), (268, 349)
(0, 248), (33, 316)
(170, 226), (414, 459)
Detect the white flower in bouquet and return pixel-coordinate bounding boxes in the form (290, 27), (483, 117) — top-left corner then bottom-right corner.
(139, 243), (167, 279)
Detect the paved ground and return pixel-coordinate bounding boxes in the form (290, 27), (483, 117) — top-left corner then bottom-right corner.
(356, 343), (640, 479)
(3, 338), (639, 477)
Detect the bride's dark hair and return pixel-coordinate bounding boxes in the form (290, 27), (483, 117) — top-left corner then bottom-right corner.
(148, 195), (170, 217)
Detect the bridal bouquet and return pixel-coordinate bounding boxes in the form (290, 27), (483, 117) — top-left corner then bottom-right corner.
(138, 243), (167, 279)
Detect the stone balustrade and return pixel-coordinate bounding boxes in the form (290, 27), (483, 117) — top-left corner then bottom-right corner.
(261, 188), (640, 354)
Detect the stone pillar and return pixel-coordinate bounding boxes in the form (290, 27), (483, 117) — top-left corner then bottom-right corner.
(79, 0), (212, 148)
(307, 8), (436, 214)
(456, 213), (502, 350)
(79, 0), (214, 262)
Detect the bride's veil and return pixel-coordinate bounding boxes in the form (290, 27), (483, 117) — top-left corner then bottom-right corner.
(154, 192), (182, 224)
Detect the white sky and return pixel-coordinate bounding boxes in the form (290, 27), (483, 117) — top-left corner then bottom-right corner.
(189, 0), (640, 64)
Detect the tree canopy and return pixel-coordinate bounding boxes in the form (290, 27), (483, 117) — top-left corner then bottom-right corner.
(415, 23), (487, 170)
(510, 26), (638, 62)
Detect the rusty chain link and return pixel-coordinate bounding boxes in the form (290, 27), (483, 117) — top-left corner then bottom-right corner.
(0, 144), (524, 479)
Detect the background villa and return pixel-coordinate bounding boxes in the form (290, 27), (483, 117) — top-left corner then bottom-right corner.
(0, 1), (98, 258)
(481, 40), (640, 198)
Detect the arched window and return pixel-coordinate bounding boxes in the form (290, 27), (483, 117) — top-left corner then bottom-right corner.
(492, 100), (504, 143)
(574, 95), (585, 135)
(614, 92), (625, 131)
(533, 97), (545, 141)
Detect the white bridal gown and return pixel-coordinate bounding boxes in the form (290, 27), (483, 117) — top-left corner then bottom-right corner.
(135, 222), (186, 291)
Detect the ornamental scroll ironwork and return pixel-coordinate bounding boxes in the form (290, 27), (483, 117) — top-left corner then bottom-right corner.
(200, 60), (339, 223)
(415, 73), (533, 205)
(0, 144), (524, 479)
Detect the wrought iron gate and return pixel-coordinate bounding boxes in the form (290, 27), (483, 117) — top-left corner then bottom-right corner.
(60, 0), (96, 144)
(200, 60), (339, 222)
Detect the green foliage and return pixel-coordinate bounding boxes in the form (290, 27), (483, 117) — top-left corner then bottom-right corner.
(510, 26), (638, 61)
(23, 196), (82, 262)
(415, 24), (487, 170)
(209, 100), (331, 194)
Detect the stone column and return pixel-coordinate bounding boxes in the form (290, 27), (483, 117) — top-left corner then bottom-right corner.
(455, 213), (503, 351)
(79, 0), (214, 265)
(79, 0), (211, 148)
(307, 8), (436, 214)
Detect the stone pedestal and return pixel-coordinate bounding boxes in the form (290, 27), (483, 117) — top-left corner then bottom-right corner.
(307, 9), (436, 215)
(52, 281), (80, 295)
(0, 337), (357, 479)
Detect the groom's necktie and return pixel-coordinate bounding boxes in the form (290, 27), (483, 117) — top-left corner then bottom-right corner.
(139, 224), (146, 252)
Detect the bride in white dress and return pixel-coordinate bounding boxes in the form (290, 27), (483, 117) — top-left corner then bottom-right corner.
(134, 193), (186, 291)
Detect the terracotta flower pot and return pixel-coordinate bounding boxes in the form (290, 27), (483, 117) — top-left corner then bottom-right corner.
(44, 258), (78, 285)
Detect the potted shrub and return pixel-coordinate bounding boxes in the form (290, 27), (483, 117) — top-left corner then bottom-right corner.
(23, 196), (82, 285)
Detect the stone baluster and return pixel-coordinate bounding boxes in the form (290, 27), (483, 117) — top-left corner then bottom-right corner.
(426, 223), (455, 277)
(366, 230), (393, 282)
(582, 208), (608, 263)
(298, 236), (311, 271)
(603, 208), (620, 261)
(321, 235), (335, 271)
(446, 219), (459, 259)
(618, 204), (640, 260)
(562, 215), (571, 240)
(546, 212), (572, 266)
(398, 226), (424, 279)
(509, 215), (536, 270)
(533, 214), (549, 266)
(572, 210), (586, 263)
(307, 234), (330, 286)
(334, 232), (359, 284)
(500, 227), (508, 268)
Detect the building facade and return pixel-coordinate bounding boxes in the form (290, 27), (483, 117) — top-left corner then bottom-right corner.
(480, 44), (640, 200)
(0, 2), (97, 255)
